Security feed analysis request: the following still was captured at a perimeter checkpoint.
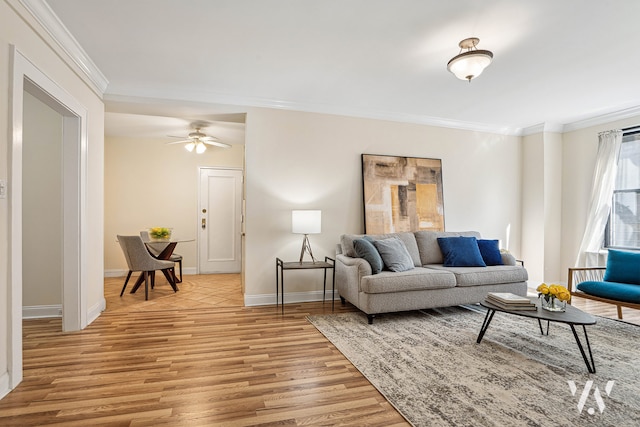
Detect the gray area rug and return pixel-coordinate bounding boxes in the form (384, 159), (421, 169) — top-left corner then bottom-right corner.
(307, 306), (640, 427)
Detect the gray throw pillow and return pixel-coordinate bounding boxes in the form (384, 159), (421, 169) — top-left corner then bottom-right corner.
(373, 237), (415, 272)
(353, 237), (383, 274)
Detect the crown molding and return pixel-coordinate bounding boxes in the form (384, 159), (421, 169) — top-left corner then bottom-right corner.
(19, 0), (108, 94)
(106, 85), (524, 136)
(521, 122), (564, 136)
(562, 105), (640, 132)
(522, 107), (640, 136)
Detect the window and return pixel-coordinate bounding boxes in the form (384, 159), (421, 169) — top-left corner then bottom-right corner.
(606, 127), (640, 249)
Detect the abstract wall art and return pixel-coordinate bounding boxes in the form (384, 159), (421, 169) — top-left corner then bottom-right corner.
(362, 154), (445, 234)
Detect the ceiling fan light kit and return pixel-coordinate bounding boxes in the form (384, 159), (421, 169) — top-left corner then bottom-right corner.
(195, 141), (207, 153)
(167, 127), (231, 153)
(447, 37), (493, 82)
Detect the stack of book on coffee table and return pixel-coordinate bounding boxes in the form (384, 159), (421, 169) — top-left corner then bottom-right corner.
(485, 292), (537, 310)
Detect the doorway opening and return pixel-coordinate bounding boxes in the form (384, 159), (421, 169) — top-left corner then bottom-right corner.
(8, 46), (88, 391)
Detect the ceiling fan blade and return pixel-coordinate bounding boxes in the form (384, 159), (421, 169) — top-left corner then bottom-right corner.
(202, 140), (231, 148)
(167, 134), (190, 139)
(166, 139), (191, 145)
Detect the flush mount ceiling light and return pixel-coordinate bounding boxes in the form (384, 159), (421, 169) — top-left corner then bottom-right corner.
(447, 37), (493, 82)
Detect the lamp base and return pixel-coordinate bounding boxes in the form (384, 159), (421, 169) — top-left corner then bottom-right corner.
(299, 234), (317, 263)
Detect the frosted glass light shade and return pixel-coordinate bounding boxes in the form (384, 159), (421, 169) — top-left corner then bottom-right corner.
(195, 141), (207, 153)
(292, 210), (321, 234)
(447, 37), (493, 82)
(447, 51), (493, 81)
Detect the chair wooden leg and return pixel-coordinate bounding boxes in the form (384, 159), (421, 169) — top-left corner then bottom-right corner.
(176, 260), (183, 283)
(167, 268), (178, 292)
(617, 305), (623, 319)
(120, 270), (133, 297)
(144, 271), (149, 301)
(151, 271), (155, 289)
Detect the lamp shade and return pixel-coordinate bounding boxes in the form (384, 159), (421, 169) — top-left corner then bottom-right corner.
(292, 210), (321, 234)
(447, 37), (493, 82)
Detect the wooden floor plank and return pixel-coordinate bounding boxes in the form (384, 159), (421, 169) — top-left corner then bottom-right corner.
(1, 273), (637, 426)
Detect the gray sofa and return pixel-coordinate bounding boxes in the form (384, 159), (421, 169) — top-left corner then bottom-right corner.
(336, 231), (528, 323)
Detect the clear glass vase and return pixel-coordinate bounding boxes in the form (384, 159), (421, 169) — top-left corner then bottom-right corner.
(541, 296), (566, 312)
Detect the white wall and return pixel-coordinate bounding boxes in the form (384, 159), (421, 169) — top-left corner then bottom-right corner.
(22, 91), (63, 307)
(104, 135), (245, 274)
(244, 108), (523, 303)
(1, 0), (104, 398)
(543, 132), (563, 283)
(521, 133), (545, 283)
(521, 131), (563, 285)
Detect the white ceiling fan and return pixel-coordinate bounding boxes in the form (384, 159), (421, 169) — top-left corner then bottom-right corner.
(167, 127), (231, 153)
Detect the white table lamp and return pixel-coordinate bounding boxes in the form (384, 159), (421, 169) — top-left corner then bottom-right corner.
(292, 210), (321, 263)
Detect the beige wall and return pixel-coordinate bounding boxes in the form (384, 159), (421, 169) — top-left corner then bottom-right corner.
(104, 136), (245, 273)
(521, 133), (545, 283)
(243, 108), (524, 303)
(521, 131), (563, 285)
(1, 0), (105, 397)
(22, 91), (63, 306)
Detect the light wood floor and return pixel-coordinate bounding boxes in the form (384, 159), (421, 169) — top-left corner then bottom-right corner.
(1, 274), (638, 426)
(0, 274), (408, 426)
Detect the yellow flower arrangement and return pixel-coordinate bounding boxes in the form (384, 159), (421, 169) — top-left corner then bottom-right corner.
(537, 283), (570, 312)
(149, 227), (171, 240)
(537, 283), (571, 303)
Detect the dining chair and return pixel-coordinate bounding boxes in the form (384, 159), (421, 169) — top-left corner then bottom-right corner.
(140, 230), (183, 283)
(117, 235), (178, 300)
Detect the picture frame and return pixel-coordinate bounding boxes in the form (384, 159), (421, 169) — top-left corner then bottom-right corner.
(362, 154), (445, 234)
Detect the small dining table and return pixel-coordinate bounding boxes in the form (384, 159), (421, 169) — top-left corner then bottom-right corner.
(129, 237), (194, 295)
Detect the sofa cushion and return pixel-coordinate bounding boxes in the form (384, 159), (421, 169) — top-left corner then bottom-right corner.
(425, 264), (528, 287)
(373, 237), (415, 272)
(603, 249), (640, 285)
(437, 236), (486, 267)
(415, 231), (481, 265)
(341, 232), (421, 267)
(353, 237), (383, 274)
(477, 239), (504, 266)
(360, 268), (456, 293)
(577, 280), (640, 304)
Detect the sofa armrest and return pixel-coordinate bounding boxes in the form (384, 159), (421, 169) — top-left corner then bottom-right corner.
(567, 267), (606, 292)
(336, 254), (371, 304)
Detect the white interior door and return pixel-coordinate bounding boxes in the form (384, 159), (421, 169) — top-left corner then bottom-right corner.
(198, 168), (243, 273)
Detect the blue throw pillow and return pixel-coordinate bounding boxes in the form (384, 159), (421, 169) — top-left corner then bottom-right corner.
(477, 239), (503, 266)
(353, 237), (383, 274)
(603, 249), (640, 285)
(437, 236), (486, 267)
(372, 237), (415, 272)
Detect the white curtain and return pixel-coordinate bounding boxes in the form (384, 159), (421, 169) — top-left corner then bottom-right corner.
(575, 130), (623, 267)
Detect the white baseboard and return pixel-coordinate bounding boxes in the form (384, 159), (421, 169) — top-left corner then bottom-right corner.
(22, 304), (62, 319)
(0, 371), (10, 400)
(87, 298), (106, 326)
(104, 269), (128, 277)
(244, 290), (338, 307)
(21, 299), (106, 325)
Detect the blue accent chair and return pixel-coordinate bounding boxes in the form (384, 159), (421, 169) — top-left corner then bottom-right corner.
(568, 249), (640, 319)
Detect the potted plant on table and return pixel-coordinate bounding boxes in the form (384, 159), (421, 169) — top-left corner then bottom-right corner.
(149, 227), (172, 241)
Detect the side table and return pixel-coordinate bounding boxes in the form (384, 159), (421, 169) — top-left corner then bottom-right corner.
(275, 257), (335, 313)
